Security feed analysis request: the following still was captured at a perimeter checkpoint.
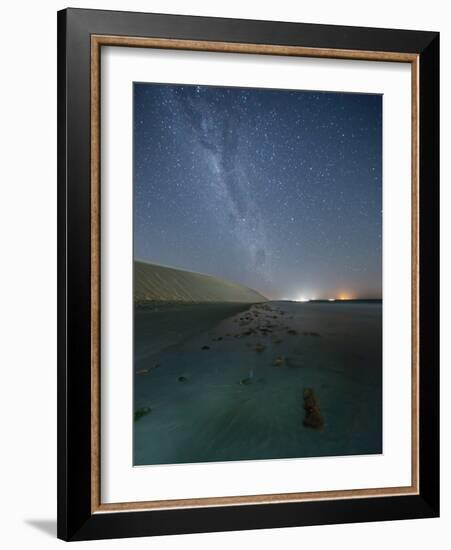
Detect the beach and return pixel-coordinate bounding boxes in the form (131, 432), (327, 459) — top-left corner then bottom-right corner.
(133, 300), (382, 465)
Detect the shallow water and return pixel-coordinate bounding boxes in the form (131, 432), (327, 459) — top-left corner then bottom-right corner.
(133, 301), (382, 465)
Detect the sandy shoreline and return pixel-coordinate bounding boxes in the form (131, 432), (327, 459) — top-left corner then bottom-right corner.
(134, 300), (382, 466)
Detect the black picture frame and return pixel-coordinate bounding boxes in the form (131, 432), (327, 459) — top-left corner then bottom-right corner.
(57, 7), (439, 541)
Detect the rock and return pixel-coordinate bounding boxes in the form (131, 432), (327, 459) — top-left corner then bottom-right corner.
(273, 356), (286, 367)
(303, 388), (316, 408)
(255, 343), (266, 352)
(274, 339), (282, 344)
(287, 329), (298, 335)
(303, 331), (321, 337)
(240, 377), (252, 385)
(304, 410), (324, 429)
(201, 345), (210, 350)
(137, 363), (160, 374)
(177, 376), (188, 383)
(134, 407), (152, 422)
(302, 388), (324, 429)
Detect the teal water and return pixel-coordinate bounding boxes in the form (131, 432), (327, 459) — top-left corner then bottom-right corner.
(133, 301), (382, 465)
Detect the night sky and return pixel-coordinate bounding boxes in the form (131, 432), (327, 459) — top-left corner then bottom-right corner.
(134, 83), (382, 300)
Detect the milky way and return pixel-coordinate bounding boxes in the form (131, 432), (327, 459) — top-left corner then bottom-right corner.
(134, 83), (382, 300)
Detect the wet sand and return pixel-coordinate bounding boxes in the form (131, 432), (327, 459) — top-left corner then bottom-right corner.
(133, 301), (382, 465)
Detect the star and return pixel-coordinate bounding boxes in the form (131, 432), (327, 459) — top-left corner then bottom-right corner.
(133, 82), (382, 299)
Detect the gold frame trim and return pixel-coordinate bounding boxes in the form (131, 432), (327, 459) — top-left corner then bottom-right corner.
(90, 35), (420, 514)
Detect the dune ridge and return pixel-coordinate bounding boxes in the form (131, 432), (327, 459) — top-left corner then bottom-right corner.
(134, 260), (268, 303)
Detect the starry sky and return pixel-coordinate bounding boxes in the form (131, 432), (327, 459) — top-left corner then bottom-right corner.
(134, 83), (382, 300)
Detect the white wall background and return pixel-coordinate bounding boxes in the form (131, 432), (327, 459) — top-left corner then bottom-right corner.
(0, 0), (448, 547)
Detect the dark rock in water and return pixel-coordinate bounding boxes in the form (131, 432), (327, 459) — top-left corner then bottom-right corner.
(177, 376), (188, 383)
(274, 339), (282, 344)
(303, 331), (321, 337)
(134, 407), (152, 422)
(303, 388), (316, 408)
(287, 329), (298, 335)
(137, 363), (160, 374)
(273, 356), (286, 367)
(201, 345), (210, 350)
(217, 336), (223, 341)
(255, 343), (266, 352)
(240, 377), (252, 385)
(302, 388), (324, 429)
(304, 409), (323, 429)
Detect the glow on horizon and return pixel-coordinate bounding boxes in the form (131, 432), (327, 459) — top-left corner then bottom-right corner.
(286, 289), (369, 302)
(292, 293), (356, 302)
(295, 294), (316, 302)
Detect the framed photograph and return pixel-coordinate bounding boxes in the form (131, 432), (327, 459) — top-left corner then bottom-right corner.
(57, 8), (439, 541)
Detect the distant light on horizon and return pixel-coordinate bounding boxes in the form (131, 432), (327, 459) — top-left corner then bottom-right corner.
(338, 292), (353, 300)
(296, 295), (315, 302)
(294, 294), (356, 302)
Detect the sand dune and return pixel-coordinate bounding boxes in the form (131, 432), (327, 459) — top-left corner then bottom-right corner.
(134, 260), (268, 303)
